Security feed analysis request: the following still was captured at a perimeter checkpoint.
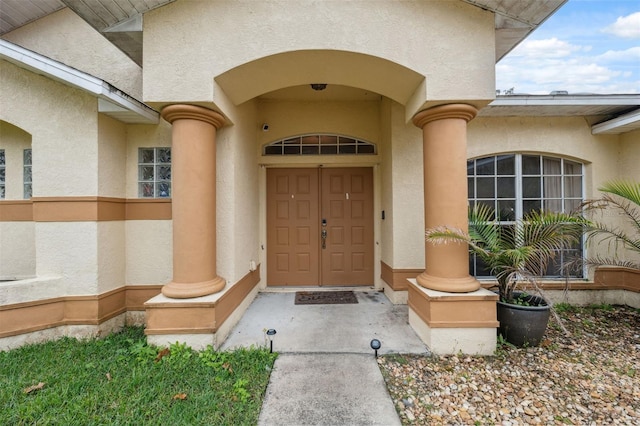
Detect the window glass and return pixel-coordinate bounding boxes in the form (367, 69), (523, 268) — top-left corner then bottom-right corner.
(264, 134), (376, 155)
(138, 147), (171, 198)
(0, 149), (5, 199)
(476, 177), (495, 198)
(476, 157), (494, 175)
(522, 155), (540, 175)
(496, 155), (515, 175)
(24, 149), (32, 199)
(468, 154), (584, 278)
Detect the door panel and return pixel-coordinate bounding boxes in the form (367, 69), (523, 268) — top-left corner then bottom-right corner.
(267, 169), (320, 285)
(266, 167), (373, 286)
(321, 168), (374, 285)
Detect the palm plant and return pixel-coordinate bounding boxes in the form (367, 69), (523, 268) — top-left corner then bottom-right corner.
(581, 180), (640, 270)
(425, 203), (586, 304)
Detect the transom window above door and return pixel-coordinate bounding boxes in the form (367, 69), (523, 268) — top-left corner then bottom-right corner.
(263, 134), (376, 156)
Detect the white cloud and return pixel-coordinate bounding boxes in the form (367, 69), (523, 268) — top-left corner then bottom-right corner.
(497, 4), (640, 94)
(497, 43), (639, 94)
(510, 37), (583, 59)
(602, 12), (640, 39)
(597, 46), (640, 62)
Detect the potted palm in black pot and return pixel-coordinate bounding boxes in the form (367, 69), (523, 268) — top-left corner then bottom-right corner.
(425, 204), (586, 347)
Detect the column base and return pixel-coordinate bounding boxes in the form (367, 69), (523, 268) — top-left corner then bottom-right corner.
(416, 271), (480, 293)
(408, 279), (498, 355)
(161, 276), (226, 299)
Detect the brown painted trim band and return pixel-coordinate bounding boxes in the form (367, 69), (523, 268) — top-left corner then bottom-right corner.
(0, 285), (162, 338)
(0, 200), (33, 221)
(380, 262), (422, 291)
(408, 281), (499, 329)
(144, 266), (261, 336)
(0, 198), (171, 222)
(216, 266), (261, 327)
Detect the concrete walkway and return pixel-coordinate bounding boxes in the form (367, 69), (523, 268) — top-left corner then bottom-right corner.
(221, 290), (429, 425)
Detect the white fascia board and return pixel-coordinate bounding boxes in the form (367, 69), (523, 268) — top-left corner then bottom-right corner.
(491, 95), (640, 107)
(592, 108), (640, 135)
(0, 39), (158, 124)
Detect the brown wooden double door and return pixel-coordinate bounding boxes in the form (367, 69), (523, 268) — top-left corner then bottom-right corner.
(267, 167), (374, 286)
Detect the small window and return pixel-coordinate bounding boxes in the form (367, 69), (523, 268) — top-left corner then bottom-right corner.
(24, 149), (32, 199)
(263, 134), (376, 156)
(0, 149), (5, 199)
(138, 147), (171, 198)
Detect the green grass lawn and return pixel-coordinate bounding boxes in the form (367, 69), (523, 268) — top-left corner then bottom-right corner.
(0, 327), (277, 425)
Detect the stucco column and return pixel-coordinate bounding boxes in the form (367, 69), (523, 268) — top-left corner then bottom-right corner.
(160, 104), (226, 298)
(413, 104), (480, 293)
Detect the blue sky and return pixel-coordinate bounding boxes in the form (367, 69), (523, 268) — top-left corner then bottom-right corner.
(496, 0), (640, 94)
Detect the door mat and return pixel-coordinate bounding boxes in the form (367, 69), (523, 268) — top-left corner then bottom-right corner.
(294, 291), (358, 305)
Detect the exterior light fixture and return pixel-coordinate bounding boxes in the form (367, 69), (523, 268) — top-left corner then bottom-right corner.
(310, 83), (327, 91)
(370, 339), (381, 357)
(266, 329), (277, 353)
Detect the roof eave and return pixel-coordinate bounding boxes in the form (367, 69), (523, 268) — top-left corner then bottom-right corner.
(0, 39), (158, 124)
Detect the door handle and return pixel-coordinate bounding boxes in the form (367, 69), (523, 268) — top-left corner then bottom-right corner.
(321, 219), (327, 249)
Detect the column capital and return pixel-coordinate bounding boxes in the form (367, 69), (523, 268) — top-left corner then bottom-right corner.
(412, 104), (478, 129)
(161, 104), (226, 129)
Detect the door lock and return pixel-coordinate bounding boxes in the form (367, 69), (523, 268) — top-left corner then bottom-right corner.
(321, 219), (327, 249)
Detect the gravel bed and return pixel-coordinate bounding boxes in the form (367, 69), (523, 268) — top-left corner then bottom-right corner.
(378, 305), (640, 425)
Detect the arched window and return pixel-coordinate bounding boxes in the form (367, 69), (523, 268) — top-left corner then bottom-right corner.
(263, 134), (376, 156)
(467, 154), (584, 278)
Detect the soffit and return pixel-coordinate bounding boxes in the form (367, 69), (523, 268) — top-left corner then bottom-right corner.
(480, 95), (640, 134)
(1, 0), (562, 65)
(0, 0), (175, 65)
(461, 0), (567, 60)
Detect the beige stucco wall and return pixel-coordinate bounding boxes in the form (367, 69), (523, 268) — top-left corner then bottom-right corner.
(217, 101), (260, 283)
(144, 0), (495, 112)
(98, 115), (127, 198)
(256, 100), (381, 149)
(468, 116), (621, 197)
(98, 221), (125, 293)
(2, 8), (142, 99)
(124, 123), (173, 285)
(620, 129), (640, 180)
(35, 222), (98, 295)
(125, 221), (172, 285)
(0, 61), (99, 197)
(379, 99), (394, 264)
(388, 102), (425, 269)
(0, 222), (35, 280)
(602, 129), (640, 266)
(125, 122), (172, 199)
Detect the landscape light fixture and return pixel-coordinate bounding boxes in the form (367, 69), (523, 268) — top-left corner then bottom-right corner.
(370, 339), (381, 357)
(266, 329), (277, 353)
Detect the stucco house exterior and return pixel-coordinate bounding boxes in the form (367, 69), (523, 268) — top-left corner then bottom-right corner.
(1, 0), (638, 355)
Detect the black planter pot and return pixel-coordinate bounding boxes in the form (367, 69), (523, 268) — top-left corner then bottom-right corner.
(497, 293), (550, 347)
